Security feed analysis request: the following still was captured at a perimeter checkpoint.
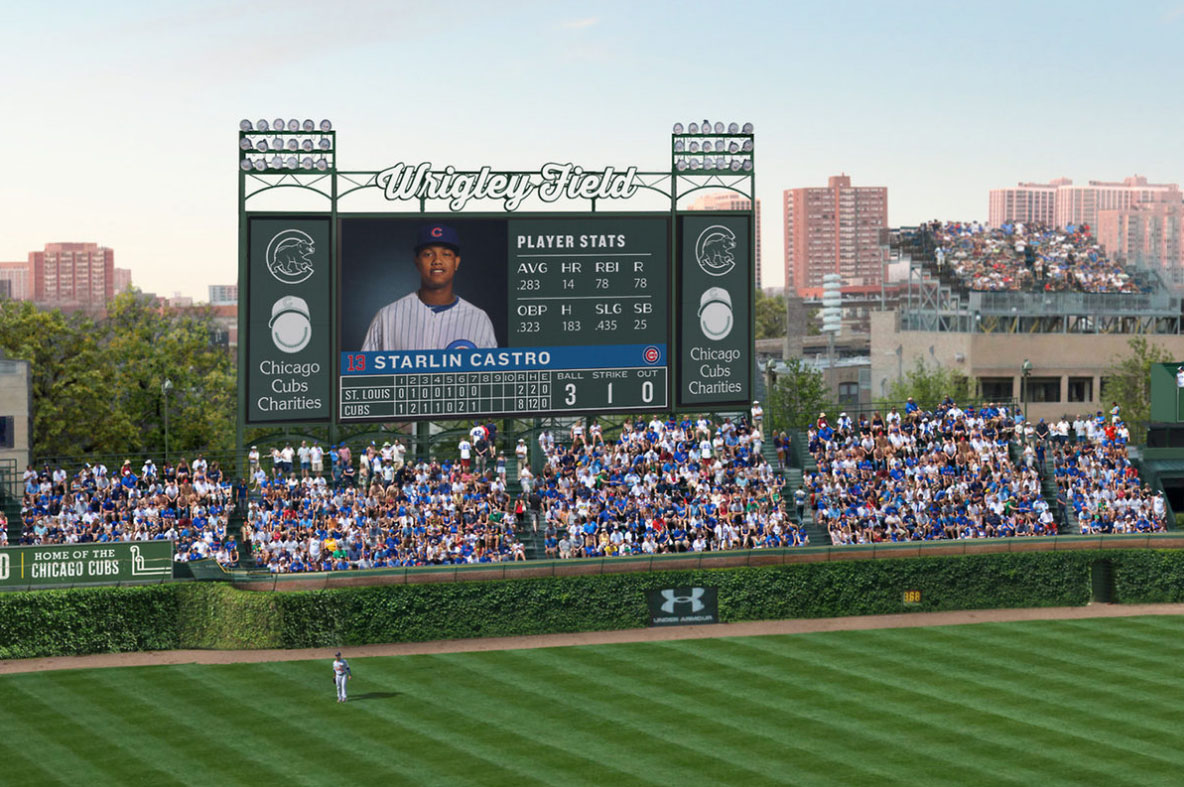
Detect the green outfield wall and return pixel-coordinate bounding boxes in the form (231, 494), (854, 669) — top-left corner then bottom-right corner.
(0, 541), (173, 589)
(4, 550), (1184, 660)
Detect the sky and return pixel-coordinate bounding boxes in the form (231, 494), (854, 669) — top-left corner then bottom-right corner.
(3, 0), (1184, 298)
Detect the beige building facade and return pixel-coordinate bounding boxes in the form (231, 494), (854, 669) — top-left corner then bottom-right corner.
(0, 357), (31, 497)
(870, 310), (1184, 422)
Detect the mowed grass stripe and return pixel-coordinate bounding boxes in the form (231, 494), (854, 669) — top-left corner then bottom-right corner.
(659, 637), (1049, 786)
(676, 637), (1037, 786)
(536, 642), (908, 786)
(256, 657), (582, 786)
(22, 670), (217, 784)
(726, 634), (1136, 785)
(137, 664), (359, 785)
(0, 686), (120, 787)
(919, 624), (1184, 726)
(866, 624), (1184, 765)
(277, 654), (559, 787)
(443, 648), (773, 786)
(0, 676), (183, 787)
(243, 660), (472, 785)
(798, 626), (1182, 779)
(422, 650), (672, 786)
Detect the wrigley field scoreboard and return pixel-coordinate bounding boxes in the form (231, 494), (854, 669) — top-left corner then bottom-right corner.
(238, 120), (755, 427)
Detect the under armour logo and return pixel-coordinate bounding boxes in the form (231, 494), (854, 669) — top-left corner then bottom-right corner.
(660, 587), (706, 614)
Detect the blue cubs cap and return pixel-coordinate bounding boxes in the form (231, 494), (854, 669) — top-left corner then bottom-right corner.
(415, 224), (461, 253)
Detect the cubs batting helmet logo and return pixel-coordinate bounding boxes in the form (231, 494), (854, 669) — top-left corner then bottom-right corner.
(694, 225), (737, 277)
(660, 587), (706, 614)
(266, 229), (316, 285)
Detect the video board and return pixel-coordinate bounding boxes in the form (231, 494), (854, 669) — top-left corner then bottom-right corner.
(337, 215), (669, 421)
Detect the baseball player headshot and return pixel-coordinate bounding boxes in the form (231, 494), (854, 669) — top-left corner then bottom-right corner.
(333, 651), (352, 702)
(361, 223), (498, 352)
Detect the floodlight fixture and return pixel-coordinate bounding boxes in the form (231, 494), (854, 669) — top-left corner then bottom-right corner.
(240, 159), (252, 171)
(252, 159), (266, 171)
(255, 140), (268, 152)
(676, 159), (688, 171)
(318, 138), (331, 150)
(302, 119), (315, 131)
(742, 122), (753, 133)
(287, 119), (299, 131)
(728, 122), (738, 133)
(742, 139), (753, 152)
(673, 122), (684, 134)
(315, 157), (329, 171)
(239, 138), (253, 150)
(285, 156), (298, 168)
(713, 121), (724, 133)
(273, 118), (285, 132)
(689, 141), (699, 153)
(257, 119), (269, 131)
(285, 138), (298, 151)
(730, 159), (742, 171)
(269, 155), (283, 169)
(301, 139), (313, 151)
(729, 141), (739, 153)
(714, 140), (725, 152)
(688, 122), (699, 134)
(701, 119), (710, 131)
(240, 119), (253, 131)
(301, 156), (313, 169)
(674, 140), (684, 152)
(742, 160), (752, 171)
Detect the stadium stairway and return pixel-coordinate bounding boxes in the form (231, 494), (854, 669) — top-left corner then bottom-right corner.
(518, 511), (546, 560)
(1037, 459), (1073, 535)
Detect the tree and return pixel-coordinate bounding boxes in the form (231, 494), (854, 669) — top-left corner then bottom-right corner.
(766, 357), (830, 432)
(0, 293), (235, 460)
(754, 289), (787, 340)
(881, 358), (971, 412)
(1101, 335), (1172, 444)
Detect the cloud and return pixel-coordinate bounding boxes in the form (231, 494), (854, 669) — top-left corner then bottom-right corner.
(559, 17), (599, 29)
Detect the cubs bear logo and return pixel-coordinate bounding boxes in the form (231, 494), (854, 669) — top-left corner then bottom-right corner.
(694, 225), (737, 277)
(266, 229), (316, 285)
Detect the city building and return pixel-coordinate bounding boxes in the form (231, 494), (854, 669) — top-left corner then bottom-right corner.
(208, 284), (238, 305)
(988, 178), (1069, 226)
(0, 355), (31, 496)
(1097, 195), (1184, 286)
(784, 174), (887, 298)
(0, 261), (30, 300)
(687, 193), (763, 287)
(113, 267), (133, 294)
(1055, 175), (1180, 231)
(29, 242), (115, 309)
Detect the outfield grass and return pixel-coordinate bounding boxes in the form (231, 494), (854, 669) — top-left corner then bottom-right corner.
(2, 616), (1183, 785)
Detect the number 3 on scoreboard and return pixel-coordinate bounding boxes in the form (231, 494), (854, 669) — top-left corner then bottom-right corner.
(565, 384), (576, 406)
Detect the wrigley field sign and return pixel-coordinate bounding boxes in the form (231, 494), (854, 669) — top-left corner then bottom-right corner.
(0, 541), (173, 588)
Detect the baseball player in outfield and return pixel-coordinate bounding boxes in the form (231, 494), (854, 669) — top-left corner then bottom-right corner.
(361, 223), (498, 351)
(333, 651), (352, 702)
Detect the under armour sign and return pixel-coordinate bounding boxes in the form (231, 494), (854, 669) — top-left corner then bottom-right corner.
(647, 586), (719, 627)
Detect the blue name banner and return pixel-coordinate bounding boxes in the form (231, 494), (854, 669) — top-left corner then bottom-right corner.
(341, 344), (666, 375)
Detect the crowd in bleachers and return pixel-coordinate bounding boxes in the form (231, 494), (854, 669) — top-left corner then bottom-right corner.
(534, 410), (801, 558)
(805, 400), (1059, 544)
(247, 428), (528, 572)
(17, 456), (242, 566)
(928, 220), (1140, 294)
(1053, 413), (1167, 534)
(11, 400), (1170, 572)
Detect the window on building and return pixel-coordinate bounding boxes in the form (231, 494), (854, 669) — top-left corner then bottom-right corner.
(838, 382), (859, 406)
(1067, 377), (1094, 403)
(978, 377), (1013, 400)
(0, 416), (12, 449)
(1024, 377), (1061, 403)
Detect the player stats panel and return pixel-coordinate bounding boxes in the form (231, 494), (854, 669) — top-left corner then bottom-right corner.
(338, 216), (669, 420)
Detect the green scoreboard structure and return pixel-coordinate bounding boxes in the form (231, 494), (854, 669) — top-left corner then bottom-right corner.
(237, 120), (755, 434)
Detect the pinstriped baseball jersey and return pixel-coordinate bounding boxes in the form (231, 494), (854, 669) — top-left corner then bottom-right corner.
(361, 292), (497, 351)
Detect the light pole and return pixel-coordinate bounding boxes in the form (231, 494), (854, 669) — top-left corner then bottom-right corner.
(162, 378), (173, 463)
(1020, 359), (1032, 424)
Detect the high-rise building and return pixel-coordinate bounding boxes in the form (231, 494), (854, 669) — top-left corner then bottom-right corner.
(783, 174), (887, 298)
(29, 242), (115, 308)
(208, 284), (238, 305)
(1054, 176), (1181, 231)
(988, 178), (1070, 226)
(686, 193), (763, 287)
(1097, 194), (1184, 285)
(0, 261), (30, 300)
(113, 267), (133, 294)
